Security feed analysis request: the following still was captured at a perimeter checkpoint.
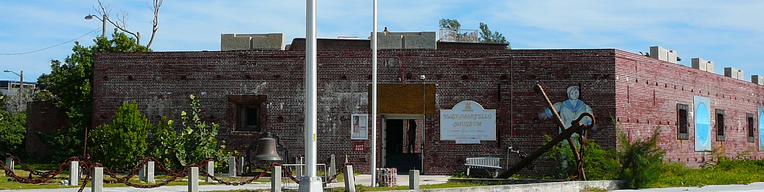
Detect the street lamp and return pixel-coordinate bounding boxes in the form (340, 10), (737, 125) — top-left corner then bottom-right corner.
(84, 14), (107, 38)
(3, 70), (23, 95)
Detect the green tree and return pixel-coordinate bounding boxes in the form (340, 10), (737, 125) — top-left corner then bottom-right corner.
(479, 22), (509, 48)
(88, 101), (151, 171)
(439, 18), (461, 30)
(149, 95), (229, 170)
(36, 31), (148, 161)
(0, 111), (26, 155)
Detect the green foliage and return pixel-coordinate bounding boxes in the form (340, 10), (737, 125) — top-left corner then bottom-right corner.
(0, 111), (26, 155)
(149, 95), (229, 170)
(439, 19), (461, 30)
(36, 31), (148, 161)
(541, 134), (576, 179)
(478, 22), (509, 47)
(617, 127), (666, 189)
(651, 159), (764, 187)
(582, 141), (619, 180)
(87, 101), (151, 172)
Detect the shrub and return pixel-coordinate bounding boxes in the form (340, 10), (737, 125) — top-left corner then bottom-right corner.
(88, 101), (151, 171)
(0, 111), (26, 155)
(617, 126), (665, 189)
(148, 95), (230, 170)
(542, 135), (619, 180)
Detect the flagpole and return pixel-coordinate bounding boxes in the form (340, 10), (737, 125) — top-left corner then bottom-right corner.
(370, 0), (378, 187)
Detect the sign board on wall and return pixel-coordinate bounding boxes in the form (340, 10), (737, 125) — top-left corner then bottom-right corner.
(351, 114), (368, 140)
(440, 100), (496, 142)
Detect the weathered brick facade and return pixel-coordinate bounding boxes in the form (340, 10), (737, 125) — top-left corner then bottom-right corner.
(91, 39), (764, 176)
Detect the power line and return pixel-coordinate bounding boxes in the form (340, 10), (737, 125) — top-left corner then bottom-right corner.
(0, 28), (101, 56)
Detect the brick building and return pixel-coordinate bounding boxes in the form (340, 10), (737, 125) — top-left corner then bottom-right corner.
(91, 34), (764, 176)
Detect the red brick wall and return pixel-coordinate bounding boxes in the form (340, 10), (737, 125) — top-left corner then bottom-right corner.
(93, 48), (619, 176)
(25, 101), (68, 158)
(614, 50), (764, 167)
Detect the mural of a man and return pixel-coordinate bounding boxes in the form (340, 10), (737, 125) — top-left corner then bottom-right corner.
(537, 86), (593, 131)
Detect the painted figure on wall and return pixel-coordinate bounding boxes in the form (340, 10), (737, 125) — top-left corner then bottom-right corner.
(537, 86), (594, 131)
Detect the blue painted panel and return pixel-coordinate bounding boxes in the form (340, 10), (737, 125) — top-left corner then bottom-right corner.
(694, 96), (712, 151)
(759, 106), (764, 151)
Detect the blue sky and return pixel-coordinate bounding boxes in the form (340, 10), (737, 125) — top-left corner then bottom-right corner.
(1, 0), (763, 83)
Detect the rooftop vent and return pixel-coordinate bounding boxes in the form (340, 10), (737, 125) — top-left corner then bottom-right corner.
(724, 67), (744, 80)
(649, 46), (678, 63)
(221, 33), (285, 51)
(752, 75), (764, 85)
(691, 58), (714, 73)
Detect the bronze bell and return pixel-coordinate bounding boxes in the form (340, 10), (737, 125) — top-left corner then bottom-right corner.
(254, 132), (283, 162)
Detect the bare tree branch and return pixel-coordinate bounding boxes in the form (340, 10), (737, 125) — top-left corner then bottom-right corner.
(146, 0), (162, 49)
(94, 0), (163, 48)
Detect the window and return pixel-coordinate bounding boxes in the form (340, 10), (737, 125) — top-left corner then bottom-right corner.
(716, 109), (725, 141)
(677, 104), (689, 140)
(748, 113), (755, 143)
(238, 105), (261, 131)
(228, 95), (266, 132)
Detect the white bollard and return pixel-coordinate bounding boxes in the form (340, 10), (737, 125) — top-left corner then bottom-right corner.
(271, 165), (282, 192)
(188, 167), (199, 192)
(206, 161), (215, 182)
(229, 156), (237, 177)
(329, 154), (336, 183)
(147, 161), (155, 183)
(238, 156), (244, 175)
(296, 157), (303, 177)
(5, 157), (14, 173)
(69, 161), (79, 186)
(409, 170), (420, 190)
(344, 165), (355, 192)
(138, 160), (146, 181)
(92, 167), (103, 192)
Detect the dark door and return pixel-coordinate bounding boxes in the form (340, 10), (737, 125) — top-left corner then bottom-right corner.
(385, 119), (421, 174)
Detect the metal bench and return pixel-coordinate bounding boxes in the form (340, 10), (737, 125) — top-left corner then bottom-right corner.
(465, 157), (502, 178)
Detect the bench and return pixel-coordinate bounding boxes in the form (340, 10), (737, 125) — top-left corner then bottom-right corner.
(465, 157), (502, 178)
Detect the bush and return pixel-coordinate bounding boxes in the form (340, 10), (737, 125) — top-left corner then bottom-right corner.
(148, 95), (230, 170)
(0, 111), (26, 155)
(542, 135), (619, 180)
(88, 101), (151, 171)
(617, 127), (665, 189)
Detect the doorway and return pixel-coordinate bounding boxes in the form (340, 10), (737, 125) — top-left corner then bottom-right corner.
(384, 118), (422, 173)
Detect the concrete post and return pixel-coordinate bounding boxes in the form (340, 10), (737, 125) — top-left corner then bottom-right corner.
(188, 167), (199, 192)
(329, 154), (336, 183)
(92, 167), (103, 192)
(409, 170), (420, 190)
(138, 160), (145, 181)
(206, 161), (215, 182)
(2, 157), (13, 176)
(229, 156), (237, 177)
(69, 161), (79, 186)
(344, 165), (355, 192)
(271, 165), (282, 192)
(147, 161), (155, 183)
(238, 156), (244, 175)
(296, 157), (303, 177)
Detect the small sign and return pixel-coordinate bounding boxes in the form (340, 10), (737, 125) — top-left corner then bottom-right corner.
(440, 100), (496, 141)
(351, 114), (369, 140)
(353, 142), (366, 151)
(455, 139), (480, 144)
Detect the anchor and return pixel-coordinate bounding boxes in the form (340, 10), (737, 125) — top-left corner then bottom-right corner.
(497, 84), (595, 180)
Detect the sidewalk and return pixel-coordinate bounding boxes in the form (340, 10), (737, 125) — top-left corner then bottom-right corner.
(0, 174), (451, 192)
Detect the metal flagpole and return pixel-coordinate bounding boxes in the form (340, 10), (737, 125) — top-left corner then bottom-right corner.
(299, 0), (322, 191)
(370, 0), (378, 187)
